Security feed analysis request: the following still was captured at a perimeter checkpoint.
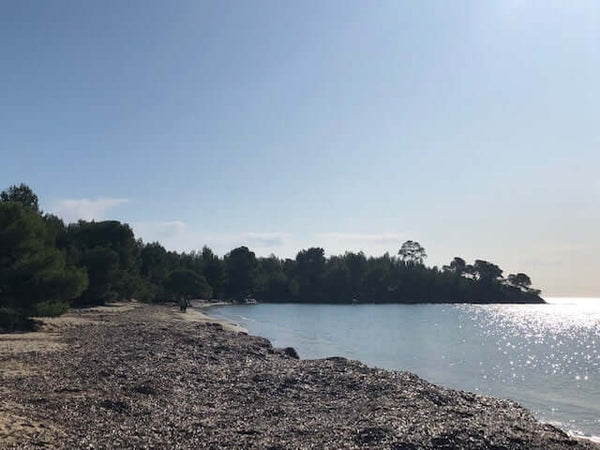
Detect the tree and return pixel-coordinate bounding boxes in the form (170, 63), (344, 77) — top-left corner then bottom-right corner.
(76, 247), (119, 305)
(201, 246), (225, 298)
(0, 202), (88, 315)
(344, 252), (367, 298)
(256, 254), (283, 300)
(506, 273), (532, 291)
(362, 260), (389, 301)
(323, 258), (352, 302)
(398, 240), (427, 265)
(140, 242), (170, 284)
(165, 269), (212, 301)
(0, 183), (39, 212)
(43, 213), (66, 240)
(473, 260), (503, 282)
(295, 247), (326, 301)
(224, 246), (258, 300)
(0, 182), (546, 308)
(443, 257), (466, 275)
(63, 220), (142, 302)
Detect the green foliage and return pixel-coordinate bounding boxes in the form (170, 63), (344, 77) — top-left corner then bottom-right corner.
(443, 257), (466, 275)
(0, 307), (37, 331)
(323, 257), (352, 302)
(31, 300), (70, 317)
(398, 240), (427, 265)
(224, 246), (258, 300)
(473, 260), (503, 282)
(507, 273), (532, 289)
(0, 199), (88, 328)
(77, 247), (120, 305)
(201, 246), (226, 298)
(295, 247), (326, 301)
(165, 269), (212, 300)
(0, 183), (544, 326)
(141, 242), (170, 284)
(61, 220), (142, 305)
(251, 244), (543, 304)
(1, 183), (40, 212)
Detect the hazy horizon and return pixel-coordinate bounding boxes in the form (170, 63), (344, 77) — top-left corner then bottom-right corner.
(2, 1), (599, 296)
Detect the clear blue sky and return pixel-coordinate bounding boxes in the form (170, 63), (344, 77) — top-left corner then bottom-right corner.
(2, 1), (599, 296)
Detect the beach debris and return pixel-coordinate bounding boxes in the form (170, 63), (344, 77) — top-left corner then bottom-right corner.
(1, 303), (597, 449)
(278, 347), (300, 359)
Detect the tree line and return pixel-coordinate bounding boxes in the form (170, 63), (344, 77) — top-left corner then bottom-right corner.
(0, 184), (543, 330)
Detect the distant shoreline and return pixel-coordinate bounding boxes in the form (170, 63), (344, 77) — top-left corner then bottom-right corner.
(211, 297), (546, 305)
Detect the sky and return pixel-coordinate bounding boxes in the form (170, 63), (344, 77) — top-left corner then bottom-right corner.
(1, 1), (599, 296)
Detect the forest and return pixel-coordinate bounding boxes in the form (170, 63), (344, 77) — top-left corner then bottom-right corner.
(0, 184), (544, 330)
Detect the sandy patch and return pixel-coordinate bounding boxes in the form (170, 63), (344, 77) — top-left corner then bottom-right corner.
(39, 316), (96, 332)
(0, 410), (62, 448)
(0, 361), (37, 377)
(177, 306), (246, 333)
(0, 308), (109, 356)
(0, 332), (64, 355)
(86, 301), (140, 313)
(191, 301), (232, 309)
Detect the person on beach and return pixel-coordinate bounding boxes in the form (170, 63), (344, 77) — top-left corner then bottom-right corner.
(179, 297), (188, 313)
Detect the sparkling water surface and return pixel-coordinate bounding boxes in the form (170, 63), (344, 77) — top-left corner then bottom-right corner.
(206, 298), (600, 441)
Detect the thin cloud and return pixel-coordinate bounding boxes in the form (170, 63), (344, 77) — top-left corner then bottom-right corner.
(52, 197), (128, 222)
(313, 232), (410, 256)
(132, 223), (410, 258)
(316, 232), (409, 245)
(131, 222), (291, 254)
(239, 232), (291, 248)
(132, 221), (187, 240)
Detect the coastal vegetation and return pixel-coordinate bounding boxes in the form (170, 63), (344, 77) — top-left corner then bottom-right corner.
(0, 184), (543, 329)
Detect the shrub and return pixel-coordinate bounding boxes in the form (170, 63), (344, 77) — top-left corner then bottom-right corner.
(0, 307), (38, 332)
(31, 301), (70, 317)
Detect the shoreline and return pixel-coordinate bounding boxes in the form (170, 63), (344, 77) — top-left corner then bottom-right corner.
(1, 302), (598, 449)
(184, 300), (247, 333)
(204, 301), (600, 444)
(199, 302), (600, 445)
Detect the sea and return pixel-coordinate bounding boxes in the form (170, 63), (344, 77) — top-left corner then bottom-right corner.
(206, 297), (600, 442)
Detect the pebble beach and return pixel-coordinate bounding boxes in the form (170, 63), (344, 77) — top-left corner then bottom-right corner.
(1, 302), (598, 450)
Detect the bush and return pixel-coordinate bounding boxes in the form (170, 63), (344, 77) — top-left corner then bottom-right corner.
(0, 307), (38, 332)
(31, 301), (70, 317)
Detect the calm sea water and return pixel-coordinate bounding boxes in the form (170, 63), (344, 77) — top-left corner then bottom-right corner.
(206, 298), (600, 441)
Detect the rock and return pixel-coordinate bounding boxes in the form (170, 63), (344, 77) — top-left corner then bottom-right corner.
(99, 399), (129, 414)
(133, 384), (155, 395)
(354, 426), (391, 444)
(280, 347), (299, 359)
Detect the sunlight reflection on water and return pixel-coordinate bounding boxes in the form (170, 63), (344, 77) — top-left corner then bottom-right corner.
(479, 297), (600, 332)
(464, 298), (600, 440)
(208, 298), (600, 440)
(466, 298), (600, 380)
